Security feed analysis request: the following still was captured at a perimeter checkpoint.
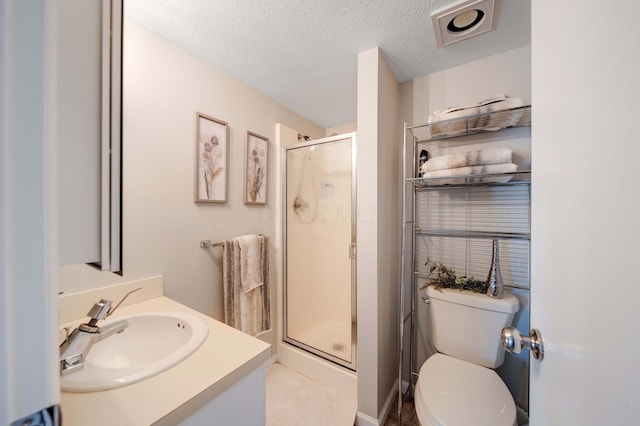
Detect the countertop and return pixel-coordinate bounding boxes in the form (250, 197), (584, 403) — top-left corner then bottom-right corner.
(60, 296), (272, 425)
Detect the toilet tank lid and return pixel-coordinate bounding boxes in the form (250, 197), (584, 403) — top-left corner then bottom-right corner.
(426, 286), (519, 314)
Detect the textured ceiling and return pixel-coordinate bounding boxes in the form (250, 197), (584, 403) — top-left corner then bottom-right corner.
(125, 0), (531, 129)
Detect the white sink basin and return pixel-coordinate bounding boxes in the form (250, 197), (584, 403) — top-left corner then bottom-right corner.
(61, 311), (208, 392)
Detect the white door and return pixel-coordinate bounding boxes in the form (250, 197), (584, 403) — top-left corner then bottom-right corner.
(530, 1), (640, 424)
(1, 1), (60, 424)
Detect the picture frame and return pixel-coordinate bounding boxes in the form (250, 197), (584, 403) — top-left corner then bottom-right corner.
(195, 112), (228, 203)
(244, 131), (269, 205)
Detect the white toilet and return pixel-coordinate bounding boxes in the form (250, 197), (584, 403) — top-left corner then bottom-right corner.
(414, 286), (519, 426)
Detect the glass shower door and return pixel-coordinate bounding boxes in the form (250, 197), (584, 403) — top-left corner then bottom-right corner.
(284, 134), (356, 370)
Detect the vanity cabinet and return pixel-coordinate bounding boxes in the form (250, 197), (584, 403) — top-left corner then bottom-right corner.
(398, 105), (532, 410)
(177, 366), (266, 426)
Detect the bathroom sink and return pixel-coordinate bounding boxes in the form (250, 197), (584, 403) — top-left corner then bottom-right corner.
(61, 311), (208, 392)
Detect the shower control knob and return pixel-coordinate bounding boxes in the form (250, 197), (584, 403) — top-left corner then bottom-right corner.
(501, 327), (544, 361)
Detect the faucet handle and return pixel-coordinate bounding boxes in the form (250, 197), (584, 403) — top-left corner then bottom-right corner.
(85, 287), (143, 320)
(79, 299), (113, 332)
(86, 299), (113, 321)
(80, 288), (143, 333)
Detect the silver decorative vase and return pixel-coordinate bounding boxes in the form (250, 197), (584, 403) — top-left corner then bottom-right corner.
(486, 239), (504, 299)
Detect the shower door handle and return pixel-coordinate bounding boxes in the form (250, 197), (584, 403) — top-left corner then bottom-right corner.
(349, 243), (356, 259)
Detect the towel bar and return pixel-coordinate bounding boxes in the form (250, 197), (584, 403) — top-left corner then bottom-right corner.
(200, 240), (224, 248)
(200, 234), (265, 249)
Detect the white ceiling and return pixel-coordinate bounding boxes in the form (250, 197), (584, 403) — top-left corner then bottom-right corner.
(125, 0), (531, 129)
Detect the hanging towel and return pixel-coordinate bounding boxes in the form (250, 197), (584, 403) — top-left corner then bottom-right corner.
(237, 234), (263, 293)
(222, 234), (271, 336)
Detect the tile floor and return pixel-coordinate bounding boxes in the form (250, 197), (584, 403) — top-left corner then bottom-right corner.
(266, 362), (528, 426)
(266, 362), (419, 426)
(384, 396), (419, 426)
(385, 395), (531, 426)
(266, 363), (357, 426)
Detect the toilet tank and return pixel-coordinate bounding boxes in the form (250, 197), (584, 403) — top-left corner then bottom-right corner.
(426, 286), (519, 368)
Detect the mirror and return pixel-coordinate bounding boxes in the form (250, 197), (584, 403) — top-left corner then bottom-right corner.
(58, 0), (123, 292)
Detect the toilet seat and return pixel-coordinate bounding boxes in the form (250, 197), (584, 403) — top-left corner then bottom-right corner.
(415, 353), (516, 426)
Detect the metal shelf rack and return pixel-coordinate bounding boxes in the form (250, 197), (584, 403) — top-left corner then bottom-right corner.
(397, 105), (532, 422)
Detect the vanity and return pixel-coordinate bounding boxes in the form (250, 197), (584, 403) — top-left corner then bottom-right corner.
(58, 276), (271, 425)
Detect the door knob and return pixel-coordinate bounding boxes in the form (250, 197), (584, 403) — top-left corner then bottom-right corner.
(501, 327), (544, 361)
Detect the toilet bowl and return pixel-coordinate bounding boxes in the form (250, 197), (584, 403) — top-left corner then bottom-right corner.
(414, 287), (519, 426)
(415, 353), (516, 426)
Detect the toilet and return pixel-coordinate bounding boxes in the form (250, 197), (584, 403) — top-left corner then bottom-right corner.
(414, 286), (519, 426)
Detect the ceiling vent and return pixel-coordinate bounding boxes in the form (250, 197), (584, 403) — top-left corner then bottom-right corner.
(431, 0), (497, 48)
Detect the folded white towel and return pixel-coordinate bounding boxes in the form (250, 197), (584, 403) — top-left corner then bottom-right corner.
(427, 104), (480, 138)
(428, 105), (479, 123)
(423, 163), (518, 185)
(476, 97), (525, 131)
(423, 162), (517, 178)
(477, 94), (508, 106)
(422, 148), (512, 173)
(426, 95), (525, 138)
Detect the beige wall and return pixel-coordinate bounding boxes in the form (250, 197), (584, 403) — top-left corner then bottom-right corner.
(326, 121), (357, 137)
(356, 47), (400, 423)
(121, 20), (324, 347)
(403, 45), (531, 125)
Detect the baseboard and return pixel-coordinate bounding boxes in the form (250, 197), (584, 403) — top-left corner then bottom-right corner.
(277, 342), (356, 394)
(355, 378), (400, 426)
(355, 411), (379, 426)
(263, 354), (278, 368)
(379, 378), (399, 425)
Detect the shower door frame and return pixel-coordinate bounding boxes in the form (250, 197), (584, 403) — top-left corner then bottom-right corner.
(282, 132), (357, 371)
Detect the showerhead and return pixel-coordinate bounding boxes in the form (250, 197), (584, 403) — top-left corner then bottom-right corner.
(297, 133), (312, 142)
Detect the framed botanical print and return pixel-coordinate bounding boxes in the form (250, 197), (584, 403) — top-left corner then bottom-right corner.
(195, 112), (228, 203)
(244, 131), (269, 205)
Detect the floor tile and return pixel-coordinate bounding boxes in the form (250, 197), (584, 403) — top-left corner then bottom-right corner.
(266, 363), (357, 426)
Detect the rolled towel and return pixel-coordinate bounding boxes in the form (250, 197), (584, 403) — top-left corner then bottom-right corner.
(423, 163), (518, 184)
(484, 98), (525, 130)
(428, 105), (479, 123)
(475, 96), (525, 130)
(428, 104), (480, 138)
(473, 95), (507, 129)
(422, 148), (512, 173)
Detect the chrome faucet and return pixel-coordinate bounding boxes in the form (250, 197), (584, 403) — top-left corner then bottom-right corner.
(59, 287), (142, 376)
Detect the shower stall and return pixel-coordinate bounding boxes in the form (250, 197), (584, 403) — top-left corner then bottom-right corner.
(283, 133), (357, 371)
